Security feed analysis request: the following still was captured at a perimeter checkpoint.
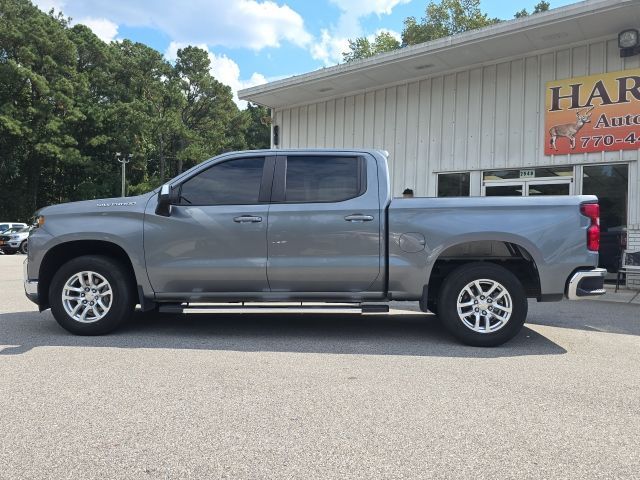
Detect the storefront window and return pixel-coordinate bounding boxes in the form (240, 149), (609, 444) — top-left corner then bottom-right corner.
(582, 164), (628, 272)
(438, 172), (470, 197)
(583, 164), (628, 231)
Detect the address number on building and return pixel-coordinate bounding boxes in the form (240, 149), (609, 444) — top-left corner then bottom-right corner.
(519, 169), (535, 179)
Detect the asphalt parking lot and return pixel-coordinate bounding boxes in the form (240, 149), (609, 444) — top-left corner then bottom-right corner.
(1, 255), (639, 479)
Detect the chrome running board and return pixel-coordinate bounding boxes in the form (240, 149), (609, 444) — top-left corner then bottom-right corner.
(158, 302), (389, 315)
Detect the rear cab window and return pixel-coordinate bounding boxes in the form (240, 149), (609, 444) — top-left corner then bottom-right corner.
(283, 156), (365, 203)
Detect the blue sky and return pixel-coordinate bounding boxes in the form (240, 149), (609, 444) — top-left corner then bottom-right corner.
(34, 0), (577, 106)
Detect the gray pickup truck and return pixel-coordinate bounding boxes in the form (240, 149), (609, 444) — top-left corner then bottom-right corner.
(24, 149), (606, 346)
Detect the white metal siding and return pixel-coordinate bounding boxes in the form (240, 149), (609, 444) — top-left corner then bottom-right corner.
(272, 37), (640, 225)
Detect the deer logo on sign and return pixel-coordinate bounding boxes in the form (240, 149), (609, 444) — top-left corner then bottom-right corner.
(549, 107), (595, 150)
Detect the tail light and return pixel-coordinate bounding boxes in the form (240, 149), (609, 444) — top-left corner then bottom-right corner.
(580, 203), (600, 252)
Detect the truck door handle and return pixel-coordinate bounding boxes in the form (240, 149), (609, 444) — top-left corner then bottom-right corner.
(233, 215), (262, 223)
(344, 214), (374, 222)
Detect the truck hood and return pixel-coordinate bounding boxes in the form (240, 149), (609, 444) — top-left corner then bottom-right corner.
(38, 192), (156, 217)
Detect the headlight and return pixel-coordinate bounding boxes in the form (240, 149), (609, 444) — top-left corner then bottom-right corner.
(32, 215), (45, 228)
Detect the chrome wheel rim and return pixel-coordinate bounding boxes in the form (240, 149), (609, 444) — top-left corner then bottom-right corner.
(456, 278), (512, 333)
(62, 271), (113, 323)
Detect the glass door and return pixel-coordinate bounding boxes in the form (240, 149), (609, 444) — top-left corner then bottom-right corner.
(483, 167), (574, 197)
(483, 179), (572, 196)
(526, 179), (572, 196)
(484, 181), (525, 196)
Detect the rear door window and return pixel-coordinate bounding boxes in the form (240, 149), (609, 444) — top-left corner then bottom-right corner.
(284, 156), (364, 203)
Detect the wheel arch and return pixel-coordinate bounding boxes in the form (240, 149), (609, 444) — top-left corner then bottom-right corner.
(38, 240), (138, 310)
(423, 237), (543, 310)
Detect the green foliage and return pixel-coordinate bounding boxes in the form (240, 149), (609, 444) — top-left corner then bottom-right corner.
(344, 0), (553, 61)
(243, 103), (272, 150)
(402, 0), (500, 46)
(515, 1), (551, 18)
(0, 0), (271, 220)
(342, 31), (401, 63)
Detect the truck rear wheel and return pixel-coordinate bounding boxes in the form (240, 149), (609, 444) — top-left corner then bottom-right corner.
(437, 262), (527, 347)
(49, 255), (135, 335)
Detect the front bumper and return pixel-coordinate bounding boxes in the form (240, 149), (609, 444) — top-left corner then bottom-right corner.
(566, 268), (607, 300)
(23, 258), (38, 304)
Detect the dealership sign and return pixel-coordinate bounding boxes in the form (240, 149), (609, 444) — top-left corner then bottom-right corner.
(545, 68), (640, 155)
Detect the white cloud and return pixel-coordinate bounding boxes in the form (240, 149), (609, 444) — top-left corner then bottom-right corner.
(310, 30), (351, 66)
(166, 42), (267, 108)
(33, 0), (312, 52)
(329, 0), (411, 17)
(207, 53), (268, 108)
(33, 0), (65, 12)
(234, 1), (312, 50)
(75, 17), (119, 43)
(310, 0), (409, 65)
(311, 27), (402, 66)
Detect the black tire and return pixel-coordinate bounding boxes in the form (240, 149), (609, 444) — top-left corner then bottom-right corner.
(3, 249), (16, 255)
(19, 240), (28, 255)
(49, 255), (136, 335)
(437, 262), (527, 347)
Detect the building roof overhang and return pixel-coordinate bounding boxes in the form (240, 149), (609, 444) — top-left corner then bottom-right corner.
(239, 0), (640, 109)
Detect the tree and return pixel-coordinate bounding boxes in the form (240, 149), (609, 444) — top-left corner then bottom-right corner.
(342, 31), (401, 63)
(173, 46), (245, 174)
(109, 39), (183, 189)
(0, 0), (270, 220)
(402, 0), (499, 46)
(515, 1), (551, 18)
(243, 103), (271, 150)
(0, 0), (84, 219)
(343, 0), (553, 62)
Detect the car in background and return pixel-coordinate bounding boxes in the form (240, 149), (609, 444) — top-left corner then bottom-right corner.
(0, 222), (27, 234)
(0, 226), (31, 255)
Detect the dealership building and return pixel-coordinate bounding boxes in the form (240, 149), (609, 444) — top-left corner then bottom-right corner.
(240, 0), (640, 284)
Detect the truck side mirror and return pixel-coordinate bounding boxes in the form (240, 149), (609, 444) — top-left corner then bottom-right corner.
(156, 184), (175, 217)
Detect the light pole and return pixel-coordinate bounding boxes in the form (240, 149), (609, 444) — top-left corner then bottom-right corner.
(115, 152), (132, 197)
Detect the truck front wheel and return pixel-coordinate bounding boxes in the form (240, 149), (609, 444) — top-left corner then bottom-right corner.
(437, 262), (527, 347)
(49, 255), (135, 335)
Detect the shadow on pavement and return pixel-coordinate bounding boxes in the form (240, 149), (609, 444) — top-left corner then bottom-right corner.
(0, 309), (566, 357)
(526, 300), (640, 336)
